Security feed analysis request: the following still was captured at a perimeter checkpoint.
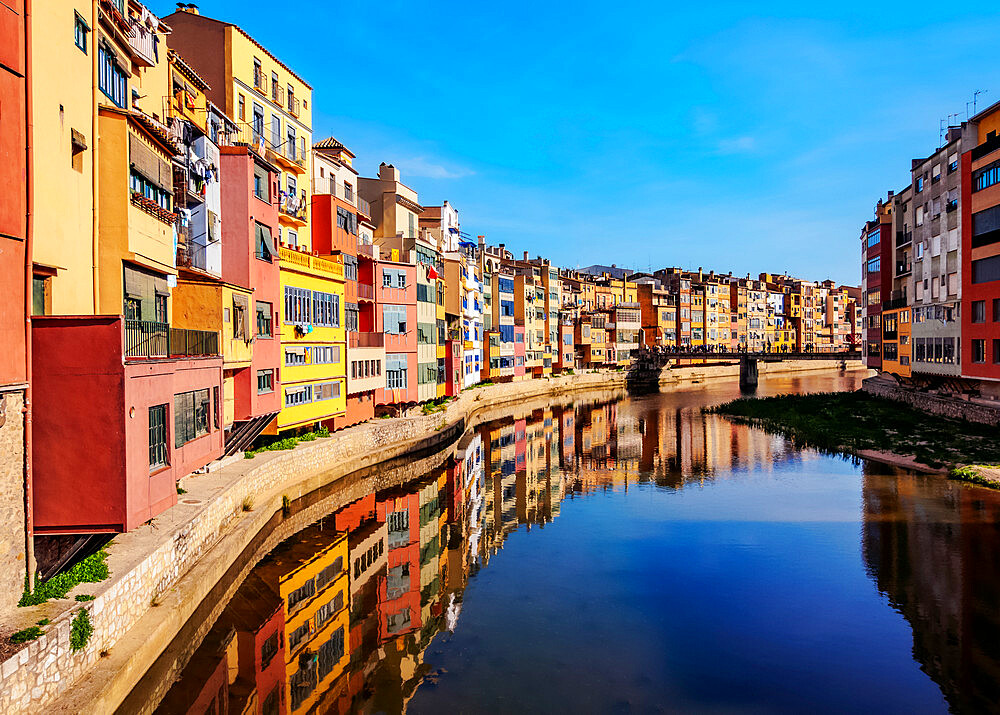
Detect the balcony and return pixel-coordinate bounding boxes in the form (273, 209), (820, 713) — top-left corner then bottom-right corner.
(127, 20), (157, 66)
(896, 261), (912, 276)
(270, 81), (285, 108)
(357, 196), (371, 219)
(278, 246), (343, 278)
(896, 231), (912, 247)
(278, 192), (308, 225)
(124, 320), (219, 359)
(349, 331), (384, 348)
(357, 242), (376, 259)
(252, 67), (268, 95)
(357, 283), (374, 301)
(288, 95), (301, 118)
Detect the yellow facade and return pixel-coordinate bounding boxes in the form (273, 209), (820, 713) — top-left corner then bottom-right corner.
(278, 248), (347, 431)
(29, 0), (99, 315)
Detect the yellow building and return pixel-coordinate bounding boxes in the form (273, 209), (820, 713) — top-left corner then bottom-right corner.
(255, 524), (351, 714)
(277, 248), (347, 430)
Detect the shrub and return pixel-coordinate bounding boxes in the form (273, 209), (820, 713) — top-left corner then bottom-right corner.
(10, 626), (43, 644)
(69, 610), (93, 652)
(241, 495), (254, 512)
(19, 547), (110, 607)
(75, 594), (95, 602)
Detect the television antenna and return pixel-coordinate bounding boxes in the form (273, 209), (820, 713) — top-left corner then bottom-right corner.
(968, 89), (988, 119)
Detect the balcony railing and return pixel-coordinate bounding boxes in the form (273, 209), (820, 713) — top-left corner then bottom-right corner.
(896, 261), (912, 275)
(127, 20), (157, 66)
(357, 242), (375, 259)
(357, 283), (374, 300)
(349, 331), (384, 348)
(288, 95), (301, 118)
(270, 81), (285, 107)
(357, 196), (371, 218)
(252, 68), (268, 94)
(279, 192), (307, 221)
(124, 320), (219, 359)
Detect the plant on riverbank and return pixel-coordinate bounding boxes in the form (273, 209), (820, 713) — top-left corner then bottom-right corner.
(949, 465), (1000, 488)
(36, 618), (50, 626)
(74, 594), (94, 602)
(244, 426), (331, 459)
(421, 396), (453, 415)
(10, 626), (43, 644)
(69, 610), (92, 652)
(241, 495), (254, 512)
(706, 391), (1000, 470)
(19, 547), (110, 607)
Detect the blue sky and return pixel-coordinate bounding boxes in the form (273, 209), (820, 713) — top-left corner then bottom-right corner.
(160, 2), (1000, 285)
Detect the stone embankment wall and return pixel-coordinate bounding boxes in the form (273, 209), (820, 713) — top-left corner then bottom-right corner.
(644, 358), (865, 387)
(0, 388), (27, 623)
(863, 376), (1000, 427)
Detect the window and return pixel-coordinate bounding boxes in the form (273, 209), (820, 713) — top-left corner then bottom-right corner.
(972, 300), (986, 323)
(974, 161), (1000, 193)
(995, 339), (1000, 365)
(253, 164), (270, 203)
(317, 627), (345, 680)
(98, 45), (126, 107)
(314, 382), (341, 401)
(260, 632), (279, 669)
(866, 257), (880, 273)
(174, 389), (210, 448)
(285, 348), (306, 366)
(130, 170), (172, 210)
(32, 275), (50, 316)
(994, 298), (1000, 322)
(284, 286), (311, 324)
(257, 370), (274, 394)
(336, 206), (357, 235)
(256, 301), (273, 337)
(285, 385), (312, 407)
(238, 93), (245, 121)
(155, 294), (167, 324)
(866, 231), (880, 248)
(312, 291), (340, 327)
(973, 339), (986, 364)
(915, 176), (924, 192)
(74, 12), (90, 53)
(972, 255), (1000, 284)
(148, 404), (168, 470)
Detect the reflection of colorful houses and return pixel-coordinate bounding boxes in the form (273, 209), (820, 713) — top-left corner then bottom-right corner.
(254, 523), (350, 714)
(377, 488), (422, 641)
(223, 572), (287, 714)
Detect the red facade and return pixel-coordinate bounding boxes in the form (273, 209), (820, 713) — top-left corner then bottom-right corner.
(220, 147), (282, 422)
(374, 260), (417, 406)
(32, 317), (224, 533)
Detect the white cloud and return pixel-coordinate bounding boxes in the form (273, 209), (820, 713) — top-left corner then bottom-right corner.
(716, 136), (756, 154)
(395, 156), (475, 180)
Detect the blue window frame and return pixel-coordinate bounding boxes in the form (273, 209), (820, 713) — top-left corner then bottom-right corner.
(74, 12), (90, 54)
(99, 46), (127, 108)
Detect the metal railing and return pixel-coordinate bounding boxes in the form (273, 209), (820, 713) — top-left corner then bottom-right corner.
(252, 67), (268, 93)
(357, 196), (371, 217)
(357, 283), (374, 300)
(124, 320), (219, 358)
(349, 331), (384, 348)
(288, 95), (301, 117)
(896, 261), (912, 275)
(128, 20), (157, 66)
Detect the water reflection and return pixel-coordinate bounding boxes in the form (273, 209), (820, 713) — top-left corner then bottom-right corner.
(146, 373), (1000, 714)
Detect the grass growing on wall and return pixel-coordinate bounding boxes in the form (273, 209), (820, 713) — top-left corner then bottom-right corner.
(19, 547), (110, 607)
(244, 426), (331, 459)
(69, 610), (93, 651)
(705, 391), (1000, 469)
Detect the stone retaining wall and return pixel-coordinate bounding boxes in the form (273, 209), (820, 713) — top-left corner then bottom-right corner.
(862, 377), (1000, 426)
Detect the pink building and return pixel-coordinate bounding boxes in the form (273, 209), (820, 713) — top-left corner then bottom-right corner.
(514, 325), (526, 379)
(374, 258), (417, 406)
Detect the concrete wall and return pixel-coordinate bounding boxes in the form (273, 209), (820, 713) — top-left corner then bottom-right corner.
(0, 389), (27, 619)
(863, 376), (1000, 426)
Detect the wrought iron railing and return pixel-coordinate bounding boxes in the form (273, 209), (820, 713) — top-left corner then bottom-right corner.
(124, 320), (219, 358)
(349, 331), (384, 348)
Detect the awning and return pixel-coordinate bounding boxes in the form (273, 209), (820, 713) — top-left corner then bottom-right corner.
(256, 223), (276, 258)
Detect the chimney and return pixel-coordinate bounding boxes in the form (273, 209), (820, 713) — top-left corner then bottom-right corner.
(523, 251), (529, 261)
(698, 267), (703, 281)
(378, 163), (399, 182)
(177, 2), (200, 12)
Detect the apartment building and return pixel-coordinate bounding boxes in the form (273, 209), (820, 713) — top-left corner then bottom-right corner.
(0, 0), (29, 609)
(374, 257), (417, 406)
(312, 137), (384, 427)
(31, 1), (225, 534)
(908, 126), (970, 378)
(962, 101), (1000, 393)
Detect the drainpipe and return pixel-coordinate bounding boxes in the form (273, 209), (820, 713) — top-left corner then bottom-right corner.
(23, 0), (35, 590)
(91, 0), (100, 313)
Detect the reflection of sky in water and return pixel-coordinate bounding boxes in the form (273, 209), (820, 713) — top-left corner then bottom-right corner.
(148, 370), (1000, 714)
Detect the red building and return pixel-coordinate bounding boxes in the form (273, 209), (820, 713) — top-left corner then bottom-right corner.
(861, 199), (894, 370)
(376, 489), (421, 641)
(33, 316), (224, 533)
(0, 0), (30, 604)
(513, 325), (526, 379)
(962, 101), (1000, 386)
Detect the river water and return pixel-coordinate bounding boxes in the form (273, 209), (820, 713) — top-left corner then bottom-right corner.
(139, 371), (1000, 714)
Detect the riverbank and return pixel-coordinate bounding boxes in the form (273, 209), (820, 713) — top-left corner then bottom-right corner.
(706, 391), (1000, 475)
(1, 361), (854, 714)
